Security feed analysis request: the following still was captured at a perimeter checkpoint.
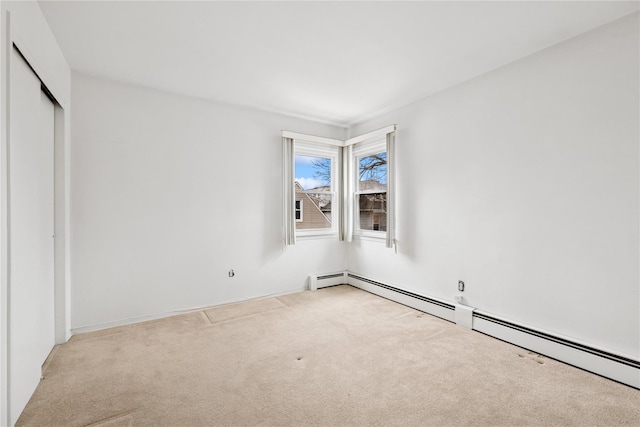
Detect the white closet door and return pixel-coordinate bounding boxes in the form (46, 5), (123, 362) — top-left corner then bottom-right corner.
(9, 47), (55, 425)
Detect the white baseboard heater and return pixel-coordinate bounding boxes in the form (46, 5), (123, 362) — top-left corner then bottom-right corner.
(308, 272), (348, 291)
(347, 272), (456, 323)
(343, 272), (640, 389)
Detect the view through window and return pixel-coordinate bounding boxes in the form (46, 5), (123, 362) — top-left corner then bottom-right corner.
(294, 154), (334, 231)
(356, 151), (387, 232)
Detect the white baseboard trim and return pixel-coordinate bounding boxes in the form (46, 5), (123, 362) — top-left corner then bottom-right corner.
(70, 285), (308, 335)
(344, 271), (640, 389)
(71, 311), (180, 335)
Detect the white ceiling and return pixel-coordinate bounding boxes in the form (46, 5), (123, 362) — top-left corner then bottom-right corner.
(38, 1), (639, 127)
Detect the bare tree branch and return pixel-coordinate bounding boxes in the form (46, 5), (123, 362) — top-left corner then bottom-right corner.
(359, 153), (387, 182)
(311, 158), (331, 186)
(309, 152), (387, 187)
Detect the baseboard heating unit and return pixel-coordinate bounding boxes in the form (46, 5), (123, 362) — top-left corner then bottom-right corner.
(343, 272), (640, 389)
(308, 272), (348, 291)
(347, 273), (455, 323)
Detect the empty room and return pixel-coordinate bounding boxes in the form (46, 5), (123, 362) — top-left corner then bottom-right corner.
(1, 1), (639, 426)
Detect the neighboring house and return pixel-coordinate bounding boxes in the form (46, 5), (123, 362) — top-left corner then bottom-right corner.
(295, 181), (332, 230)
(358, 180), (387, 231)
(295, 180), (387, 231)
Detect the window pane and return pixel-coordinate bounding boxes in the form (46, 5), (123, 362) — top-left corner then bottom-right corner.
(295, 155), (331, 190)
(358, 193), (387, 231)
(295, 200), (302, 221)
(358, 152), (387, 191)
(295, 192), (332, 230)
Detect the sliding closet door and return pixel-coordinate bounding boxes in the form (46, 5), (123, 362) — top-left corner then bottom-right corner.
(9, 47), (56, 424)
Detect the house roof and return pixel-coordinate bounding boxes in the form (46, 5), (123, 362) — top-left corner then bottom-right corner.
(359, 180), (387, 192)
(295, 181), (331, 223)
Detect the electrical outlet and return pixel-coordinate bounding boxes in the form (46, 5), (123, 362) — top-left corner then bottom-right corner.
(228, 269), (235, 278)
(458, 280), (465, 292)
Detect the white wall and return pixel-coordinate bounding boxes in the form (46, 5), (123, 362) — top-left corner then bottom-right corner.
(71, 73), (347, 331)
(348, 13), (639, 358)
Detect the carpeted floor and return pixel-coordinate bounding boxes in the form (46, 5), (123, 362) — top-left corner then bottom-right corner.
(17, 285), (640, 426)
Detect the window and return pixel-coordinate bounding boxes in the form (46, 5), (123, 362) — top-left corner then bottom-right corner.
(293, 140), (339, 237)
(283, 125), (395, 247)
(353, 138), (388, 238)
(295, 199), (303, 222)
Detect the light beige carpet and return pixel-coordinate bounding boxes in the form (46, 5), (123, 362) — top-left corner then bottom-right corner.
(17, 285), (640, 426)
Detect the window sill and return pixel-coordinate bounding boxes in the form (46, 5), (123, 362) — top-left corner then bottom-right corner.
(296, 232), (339, 241)
(353, 231), (386, 242)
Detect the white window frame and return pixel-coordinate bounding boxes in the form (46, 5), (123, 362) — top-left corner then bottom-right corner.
(294, 140), (340, 239)
(352, 137), (387, 240)
(283, 125), (395, 247)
